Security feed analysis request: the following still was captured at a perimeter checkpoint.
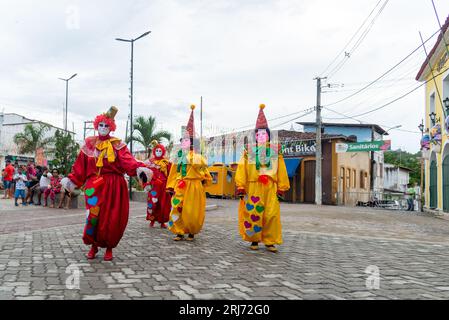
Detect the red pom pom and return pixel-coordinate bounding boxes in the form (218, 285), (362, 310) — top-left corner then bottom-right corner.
(258, 175), (269, 185)
(178, 180), (186, 189)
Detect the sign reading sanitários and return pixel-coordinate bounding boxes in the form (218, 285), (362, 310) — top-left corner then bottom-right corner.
(335, 140), (391, 153)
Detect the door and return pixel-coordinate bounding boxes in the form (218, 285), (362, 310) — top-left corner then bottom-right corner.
(443, 156), (449, 212)
(304, 160), (316, 203)
(430, 160), (438, 209)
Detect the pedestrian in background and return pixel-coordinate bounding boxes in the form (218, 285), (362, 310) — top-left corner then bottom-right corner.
(43, 169), (62, 208)
(13, 165), (28, 207)
(406, 183), (416, 211)
(2, 160), (15, 199)
(37, 167), (51, 206)
(25, 162), (39, 205)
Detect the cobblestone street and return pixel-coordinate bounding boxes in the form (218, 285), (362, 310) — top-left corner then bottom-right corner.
(1, 198), (449, 300)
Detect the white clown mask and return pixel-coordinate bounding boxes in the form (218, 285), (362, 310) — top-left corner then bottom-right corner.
(155, 148), (164, 158)
(98, 122), (111, 137)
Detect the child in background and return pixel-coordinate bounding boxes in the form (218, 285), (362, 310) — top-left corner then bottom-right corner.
(13, 165), (28, 207)
(43, 169), (62, 208)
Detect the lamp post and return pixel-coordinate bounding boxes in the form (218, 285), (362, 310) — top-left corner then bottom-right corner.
(116, 30), (151, 200)
(418, 119), (425, 212)
(429, 112), (439, 126)
(59, 73), (77, 132)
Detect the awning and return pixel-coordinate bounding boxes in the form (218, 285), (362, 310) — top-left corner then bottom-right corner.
(284, 158), (302, 177)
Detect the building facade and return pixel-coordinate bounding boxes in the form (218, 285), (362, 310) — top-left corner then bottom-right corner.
(204, 129), (371, 206)
(299, 122), (388, 198)
(0, 113), (70, 169)
(383, 164), (411, 193)
(415, 15), (449, 213)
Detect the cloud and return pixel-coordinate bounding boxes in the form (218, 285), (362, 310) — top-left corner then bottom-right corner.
(1, 0), (448, 152)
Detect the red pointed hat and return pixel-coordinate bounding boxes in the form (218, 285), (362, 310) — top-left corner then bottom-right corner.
(185, 104), (195, 138)
(256, 104), (268, 129)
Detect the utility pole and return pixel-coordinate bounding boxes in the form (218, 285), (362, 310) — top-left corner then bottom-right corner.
(200, 96), (203, 156)
(315, 77), (324, 205)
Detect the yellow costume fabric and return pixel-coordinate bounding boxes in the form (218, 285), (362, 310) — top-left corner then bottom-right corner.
(96, 138), (121, 167)
(166, 151), (212, 235)
(235, 145), (290, 245)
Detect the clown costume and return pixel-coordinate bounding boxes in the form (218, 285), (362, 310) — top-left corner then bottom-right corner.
(235, 104), (290, 253)
(62, 107), (152, 261)
(166, 105), (212, 241)
(143, 141), (172, 228)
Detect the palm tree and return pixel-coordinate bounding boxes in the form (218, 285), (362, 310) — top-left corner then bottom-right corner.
(13, 123), (55, 158)
(126, 116), (172, 158)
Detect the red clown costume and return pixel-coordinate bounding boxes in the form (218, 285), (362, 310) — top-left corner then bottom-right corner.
(62, 107), (152, 261)
(143, 142), (172, 228)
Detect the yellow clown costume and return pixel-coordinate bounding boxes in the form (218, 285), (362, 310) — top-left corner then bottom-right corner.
(235, 104), (290, 251)
(166, 105), (212, 240)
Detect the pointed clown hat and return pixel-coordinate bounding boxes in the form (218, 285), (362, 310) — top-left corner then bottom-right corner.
(184, 104), (196, 138)
(94, 106), (118, 132)
(256, 104), (268, 130)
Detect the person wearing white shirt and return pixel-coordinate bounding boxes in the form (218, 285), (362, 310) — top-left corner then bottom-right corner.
(13, 165), (28, 207)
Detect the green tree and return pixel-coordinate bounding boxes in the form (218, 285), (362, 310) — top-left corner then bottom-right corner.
(384, 149), (422, 185)
(126, 116), (172, 158)
(13, 123), (54, 158)
(48, 130), (80, 175)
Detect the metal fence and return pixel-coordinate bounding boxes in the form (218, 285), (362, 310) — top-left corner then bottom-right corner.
(336, 191), (422, 211)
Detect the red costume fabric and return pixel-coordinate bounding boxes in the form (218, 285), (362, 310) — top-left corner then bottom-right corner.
(144, 144), (172, 224)
(68, 135), (146, 249)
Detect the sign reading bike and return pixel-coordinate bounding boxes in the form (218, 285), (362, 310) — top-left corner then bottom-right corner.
(335, 140), (391, 153)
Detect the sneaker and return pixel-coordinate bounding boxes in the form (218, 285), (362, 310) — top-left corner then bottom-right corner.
(160, 223), (167, 229)
(186, 234), (195, 241)
(265, 245), (278, 253)
(15, 203), (19, 207)
(149, 220), (155, 228)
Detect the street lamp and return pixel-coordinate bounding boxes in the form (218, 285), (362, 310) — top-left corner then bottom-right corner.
(418, 121), (425, 134)
(385, 125), (402, 133)
(116, 30), (151, 200)
(429, 112), (439, 126)
(59, 73), (77, 132)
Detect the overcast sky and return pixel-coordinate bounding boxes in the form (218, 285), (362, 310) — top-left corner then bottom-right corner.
(1, 0), (449, 152)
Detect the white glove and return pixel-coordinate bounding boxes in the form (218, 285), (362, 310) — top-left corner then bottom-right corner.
(61, 177), (77, 193)
(144, 184), (152, 193)
(137, 167), (153, 185)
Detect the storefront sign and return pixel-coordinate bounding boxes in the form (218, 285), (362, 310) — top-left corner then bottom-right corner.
(335, 140), (391, 153)
(282, 140), (316, 157)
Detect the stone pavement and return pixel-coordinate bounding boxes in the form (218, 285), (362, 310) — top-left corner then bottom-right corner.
(1, 197), (449, 300)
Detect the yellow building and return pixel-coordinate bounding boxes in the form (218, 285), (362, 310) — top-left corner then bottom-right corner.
(416, 15), (449, 213)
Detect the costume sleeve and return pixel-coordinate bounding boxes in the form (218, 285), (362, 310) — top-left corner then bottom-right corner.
(200, 156), (213, 187)
(68, 151), (88, 188)
(117, 146), (146, 177)
(235, 151), (248, 190)
(166, 162), (178, 190)
(277, 154), (290, 192)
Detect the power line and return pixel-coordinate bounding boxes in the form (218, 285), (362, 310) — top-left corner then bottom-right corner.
(323, 28), (440, 108)
(320, 0), (383, 77)
(323, 65), (449, 121)
(327, 0), (390, 79)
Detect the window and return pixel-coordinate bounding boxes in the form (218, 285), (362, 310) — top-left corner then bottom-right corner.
(360, 171), (365, 189)
(352, 169), (357, 188)
(364, 172), (368, 190)
(346, 168), (351, 188)
(430, 92), (436, 120)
